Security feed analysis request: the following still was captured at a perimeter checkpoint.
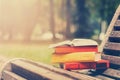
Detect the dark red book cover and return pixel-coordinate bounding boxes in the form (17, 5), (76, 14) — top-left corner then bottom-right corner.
(64, 60), (109, 70)
(64, 62), (79, 70)
(64, 62), (96, 70)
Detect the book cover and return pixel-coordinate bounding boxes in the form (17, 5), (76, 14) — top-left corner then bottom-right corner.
(51, 52), (95, 63)
(55, 46), (98, 54)
(63, 60), (109, 70)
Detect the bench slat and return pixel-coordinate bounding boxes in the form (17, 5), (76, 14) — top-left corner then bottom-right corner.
(21, 59), (100, 80)
(11, 60), (73, 80)
(102, 54), (120, 65)
(104, 42), (120, 51)
(110, 31), (120, 37)
(104, 42), (120, 55)
(2, 70), (26, 80)
(115, 20), (120, 26)
(102, 68), (120, 79)
(96, 75), (115, 80)
(11, 60), (100, 80)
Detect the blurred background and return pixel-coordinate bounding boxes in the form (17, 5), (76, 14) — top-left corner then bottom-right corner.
(0, 0), (120, 64)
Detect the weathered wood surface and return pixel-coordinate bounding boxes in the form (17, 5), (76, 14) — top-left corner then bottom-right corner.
(110, 31), (120, 37)
(102, 68), (120, 79)
(2, 70), (26, 80)
(100, 5), (120, 52)
(1, 59), (101, 80)
(115, 20), (120, 26)
(1, 58), (120, 80)
(95, 75), (115, 80)
(102, 54), (120, 65)
(104, 42), (120, 50)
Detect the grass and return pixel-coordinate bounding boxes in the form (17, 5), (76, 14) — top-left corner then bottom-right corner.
(0, 43), (54, 64)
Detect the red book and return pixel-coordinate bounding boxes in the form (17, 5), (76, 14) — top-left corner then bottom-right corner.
(63, 60), (109, 70)
(79, 62), (96, 69)
(55, 46), (98, 54)
(63, 62), (79, 70)
(64, 62), (96, 70)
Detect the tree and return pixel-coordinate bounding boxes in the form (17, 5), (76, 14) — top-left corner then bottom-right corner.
(73, 0), (94, 38)
(65, 0), (72, 39)
(72, 0), (120, 39)
(88, 0), (120, 40)
(49, 0), (56, 40)
(0, 0), (40, 41)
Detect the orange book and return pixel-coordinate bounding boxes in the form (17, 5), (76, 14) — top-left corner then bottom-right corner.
(49, 39), (98, 54)
(55, 46), (98, 54)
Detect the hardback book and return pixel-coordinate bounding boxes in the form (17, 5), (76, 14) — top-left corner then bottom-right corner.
(54, 46), (98, 54)
(63, 60), (109, 70)
(49, 39), (98, 54)
(51, 52), (96, 63)
(49, 39), (98, 48)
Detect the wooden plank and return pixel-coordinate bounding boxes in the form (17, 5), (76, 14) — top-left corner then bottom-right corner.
(104, 42), (120, 51)
(96, 75), (115, 80)
(100, 5), (120, 52)
(115, 20), (120, 26)
(102, 68), (120, 79)
(102, 54), (120, 65)
(10, 60), (100, 80)
(2, 70), (26, 80)
(110, 31), (120, 37)
(109, 31), (120, 42)
(24, 60), (101, 80)
(11, 60), (73, 80)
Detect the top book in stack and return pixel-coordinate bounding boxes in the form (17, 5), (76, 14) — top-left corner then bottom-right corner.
(50, 39), (98, 54)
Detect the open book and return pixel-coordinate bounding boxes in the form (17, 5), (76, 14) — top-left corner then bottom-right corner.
(49, 39), (98, 48)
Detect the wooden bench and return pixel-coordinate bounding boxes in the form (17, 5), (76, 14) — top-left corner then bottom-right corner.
(0, 59), (100, 80)
(89, 4), (120, 80)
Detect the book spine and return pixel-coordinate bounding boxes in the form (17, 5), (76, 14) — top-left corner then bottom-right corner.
(63, 60), (109, 70)
(64, 62), (96, 70)
(55, 46), (98, 54)
(51, 52), (95, 63)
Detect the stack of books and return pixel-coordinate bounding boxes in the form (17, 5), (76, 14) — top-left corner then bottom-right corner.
(50, 39), (109, 70)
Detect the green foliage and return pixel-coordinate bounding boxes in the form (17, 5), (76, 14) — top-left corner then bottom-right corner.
(72, 0), (120, 39)
(89, 0), (120, 24)
(73, 0), (94, 38)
